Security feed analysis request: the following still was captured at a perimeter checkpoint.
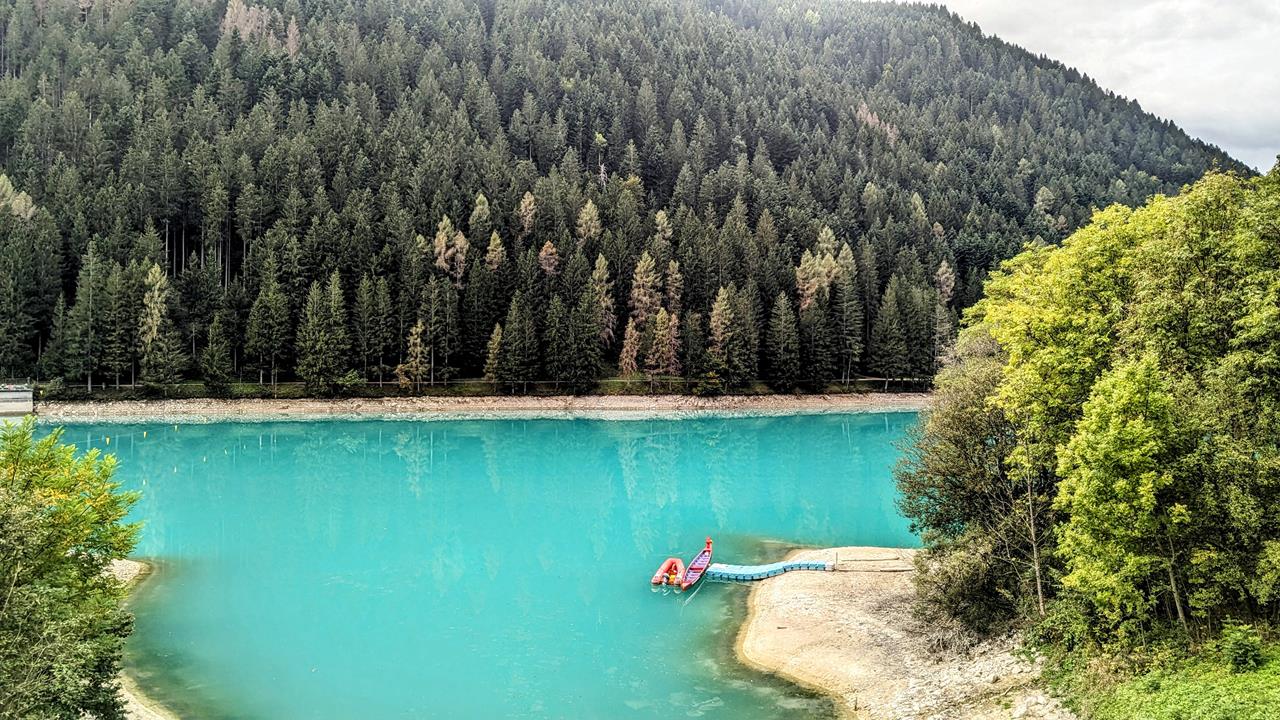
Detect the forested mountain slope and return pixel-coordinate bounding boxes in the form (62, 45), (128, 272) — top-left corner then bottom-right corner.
(0, 0), (1247, 392)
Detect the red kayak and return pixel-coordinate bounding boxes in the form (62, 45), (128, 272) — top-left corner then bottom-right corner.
(680, 537), (713, 590)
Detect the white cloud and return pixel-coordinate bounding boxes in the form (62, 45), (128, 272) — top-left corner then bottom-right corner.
(935, 0), (1280, 171)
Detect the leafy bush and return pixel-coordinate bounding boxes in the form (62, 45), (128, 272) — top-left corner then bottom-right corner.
(1221, 624), (1264, 673)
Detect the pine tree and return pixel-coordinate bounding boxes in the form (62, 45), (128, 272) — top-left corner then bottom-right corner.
(354, 273), (377, 378)
(65, 242), (105, 391)
(201, 315), (233, 396)
(629, 251), (662, 328)
(933, 260), (958, 370)
(544, 296), (573, 388)
(325, 270), (349, 374)
(708, 286), (753, 387)
(483, 324), (503, 388)
(664, 260), (683, 316)
(373, 276), (393, 381)
(296, 281), (337, 394)
(100, 263), (134, 387)
(568, 289), (603, 393)
(644, 308), (680, 388)
(765, 293), (800, 392)
(498, 293), (538, 393)
(799, 300), (834, 391)
(576, 199), (602, 248)
(37, 294), (68, 381)
(588, 255), (616, 348)
(395, 320), (428, 392)
(138, 263), (185, 387)
(870, 278), (908, 389)
(246, 253), (290, 386)
(832, 245), (864, 384)
(428, 215), (468, 286)
(618, 319), (641, 378)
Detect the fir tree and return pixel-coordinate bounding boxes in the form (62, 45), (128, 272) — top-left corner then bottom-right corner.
(645, 308), (680, 388)
(870, 278), (909, 389)
(619, 319), (641, 378)
(395, 320), (428, 392)
(100, 263), (134, 387)
(498, 293), (538, 393)
(765, 293), (800, 392)
(354, 273), (377, 378)
(325, 270), (349, 374)
(544, 296), (573, 388)
(246, 253), (290, 386)
(588, 255), (616, 348)
(483, 324), (503, 388)
(37, 294), (68, 381)
(629, 251), (662, 328)
(799, 300), (834, 391)
(296, 281), (339, 394)
(201, 315), (233, 396)
(138, 263), (184, 387)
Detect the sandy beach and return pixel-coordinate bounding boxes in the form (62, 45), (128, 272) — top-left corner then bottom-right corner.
(736, 547), (1074, 720)
(35, 392), (930, 422)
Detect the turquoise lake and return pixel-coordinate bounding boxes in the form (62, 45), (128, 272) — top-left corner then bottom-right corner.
(55, 412), (917, 718)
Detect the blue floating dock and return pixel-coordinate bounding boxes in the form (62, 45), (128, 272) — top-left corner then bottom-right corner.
(705, 560), (834, 582)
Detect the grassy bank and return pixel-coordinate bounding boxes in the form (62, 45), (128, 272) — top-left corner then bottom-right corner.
(1046, 639), (1280, 720)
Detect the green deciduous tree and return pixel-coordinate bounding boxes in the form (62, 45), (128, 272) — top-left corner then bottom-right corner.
(0, 418), (139, 719)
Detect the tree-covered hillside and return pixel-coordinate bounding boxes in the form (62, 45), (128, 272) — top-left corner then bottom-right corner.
(0, 0), (1246, 392)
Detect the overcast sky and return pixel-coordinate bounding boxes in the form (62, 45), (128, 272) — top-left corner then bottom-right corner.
(934, 0), (1279, 171)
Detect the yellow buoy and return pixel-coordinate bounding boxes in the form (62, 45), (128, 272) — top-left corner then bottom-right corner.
(143, 431), (147, 438)
(105, 436), (110, 445)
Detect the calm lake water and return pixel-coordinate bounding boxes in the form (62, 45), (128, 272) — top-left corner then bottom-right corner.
(54, 413), (917, 719)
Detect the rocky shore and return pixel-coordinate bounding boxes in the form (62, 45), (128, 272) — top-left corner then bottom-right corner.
(736, 547), (1075, 719)
(36, 392), (930, 423)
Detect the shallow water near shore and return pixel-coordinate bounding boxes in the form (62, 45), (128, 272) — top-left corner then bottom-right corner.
(54, 413), (917, 718)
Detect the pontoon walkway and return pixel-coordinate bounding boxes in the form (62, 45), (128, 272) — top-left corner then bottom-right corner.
(705, 560), (833, 582)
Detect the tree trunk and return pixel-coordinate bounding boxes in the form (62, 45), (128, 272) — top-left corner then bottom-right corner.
(1027, 471), (1046, 617)
(1166, 535), (1189, 634)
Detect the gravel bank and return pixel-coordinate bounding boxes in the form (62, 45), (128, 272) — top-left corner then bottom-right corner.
(736, 547), (1075, 719)
(36, 393), (930, 423)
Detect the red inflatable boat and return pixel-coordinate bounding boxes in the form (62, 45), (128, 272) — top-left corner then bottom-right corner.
(650, 557), (686, 586)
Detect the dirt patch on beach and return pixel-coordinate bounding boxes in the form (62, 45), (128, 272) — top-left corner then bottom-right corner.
(37, 393), (930, 422)
(736, 547), (1074, 719)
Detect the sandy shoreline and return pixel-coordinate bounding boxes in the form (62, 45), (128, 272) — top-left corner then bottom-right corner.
(736, 548), (1074, 719)
(35, 392), (929, 422)
(109, 560), (178, 720)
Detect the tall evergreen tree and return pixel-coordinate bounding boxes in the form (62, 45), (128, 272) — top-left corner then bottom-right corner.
(497, 293), (538, 393)
(246, 253), (290, 386)
(765, 293), (801, 392)
(870, 278), (909, 388)
(138, 263), (184, 387)
(201, 315), (233, 396)
(296, 281), (340, 394)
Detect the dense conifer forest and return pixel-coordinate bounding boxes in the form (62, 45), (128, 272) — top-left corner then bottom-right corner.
(0, 0), (1246, 394)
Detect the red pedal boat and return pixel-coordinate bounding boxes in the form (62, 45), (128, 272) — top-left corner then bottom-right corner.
(679, 537), (713, 591)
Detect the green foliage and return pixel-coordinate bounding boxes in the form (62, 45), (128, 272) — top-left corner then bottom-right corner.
(0, 417), (139, 718)
(765, 293), (800, 392)
(0, 0), (1242, 393)
(901, 170), (1280, 656)
(1048, 641), (1280, 720)
(1221, 624), (1265, 673)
